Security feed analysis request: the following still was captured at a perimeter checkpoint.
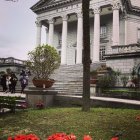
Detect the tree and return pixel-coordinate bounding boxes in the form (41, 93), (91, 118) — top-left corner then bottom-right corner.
(26, 44), (60, 80)
(82, 0), (91, 111)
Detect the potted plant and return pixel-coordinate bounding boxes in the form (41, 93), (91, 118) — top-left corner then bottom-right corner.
(26, 44), (60, 88)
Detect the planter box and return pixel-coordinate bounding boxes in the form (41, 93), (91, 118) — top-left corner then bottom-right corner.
(25, 87), (57, 108)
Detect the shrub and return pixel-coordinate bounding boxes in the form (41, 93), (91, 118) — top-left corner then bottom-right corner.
(98, 73), (117, 88)
(26, 44), (60, 80)
(121, 76), (129, 87)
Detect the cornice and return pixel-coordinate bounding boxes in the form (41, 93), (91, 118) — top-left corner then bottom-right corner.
(31, 0), (46, 10)
(31, 0), (80, 14)
(31, 0), (140, 16)
(122, 0), (140, 16)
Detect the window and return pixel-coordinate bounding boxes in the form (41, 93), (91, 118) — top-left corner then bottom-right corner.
(100, 46), (106, 61)
(100, 26), (107, 38)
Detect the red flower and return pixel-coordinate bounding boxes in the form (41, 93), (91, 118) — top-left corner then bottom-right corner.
(68, 134), (76, 140)
(36, 102), (44, 109)
(7, 137), (13, 140)
(111, 137), (119, 140)
(7, 134), (40, 140)
(14, 134), (26, 140)
(47, 133), (71, 140)
(83, 135), (92, 140)
(136, 115), (140, 121)
(20, 103), (27, 109)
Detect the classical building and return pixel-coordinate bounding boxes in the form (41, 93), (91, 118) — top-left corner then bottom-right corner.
(31, 0), (140, 74)
(0, 57), (26, 73)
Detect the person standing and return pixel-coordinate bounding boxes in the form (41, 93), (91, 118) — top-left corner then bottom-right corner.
(6, 75), (12, 93)
(1, 74), (7, 92)
(10, 73), (18, 93)
(19, 75), (28, 93)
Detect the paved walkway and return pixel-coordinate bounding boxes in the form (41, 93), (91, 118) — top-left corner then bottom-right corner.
(57, 95), (140, 106)
(0, 92), (25, 98)
(0, 91), (140, 106)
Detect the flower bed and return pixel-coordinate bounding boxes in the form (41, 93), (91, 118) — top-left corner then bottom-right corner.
(7, 132), (119, 140)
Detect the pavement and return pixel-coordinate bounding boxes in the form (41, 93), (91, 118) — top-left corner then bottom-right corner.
(0, 91), (140, 107)
(0, 92), (25, 98)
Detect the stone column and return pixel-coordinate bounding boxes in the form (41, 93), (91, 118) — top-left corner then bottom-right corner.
(48, 18), (54, 46)
(92, 7), (100, 63)
(35, 21), (42, 46)
(124, 16), (128, 45)
(112, 1), (120, 45)
(61, 15), (68, 65)
(76, 11), (83, 64)
(45, 27), (49, 44)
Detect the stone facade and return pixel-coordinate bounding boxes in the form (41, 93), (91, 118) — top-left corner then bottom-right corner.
(0, 57), (26, 73)
(31, 0), (140, 74)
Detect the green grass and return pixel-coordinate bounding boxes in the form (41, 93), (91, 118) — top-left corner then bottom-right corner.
(0, 107), (140, 140)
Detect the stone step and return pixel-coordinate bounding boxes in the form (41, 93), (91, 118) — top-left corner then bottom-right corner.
(51, 63), (104, 95)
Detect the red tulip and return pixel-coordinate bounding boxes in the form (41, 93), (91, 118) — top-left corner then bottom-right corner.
(83, 135), (92, 140)
(111, 137), (119, 140)
(68, 134), (77, 140)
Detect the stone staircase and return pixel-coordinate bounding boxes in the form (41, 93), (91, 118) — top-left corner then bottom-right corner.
(51, 63), (104, 95)
(51, 64), (83, 95)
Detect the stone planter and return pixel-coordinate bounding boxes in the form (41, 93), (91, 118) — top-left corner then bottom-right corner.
(32, 79), (55, 88)
(25, 87), (57, 108)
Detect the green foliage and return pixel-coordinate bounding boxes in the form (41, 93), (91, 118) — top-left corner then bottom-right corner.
(0, 108), (140, 140)
(103, 89), (140, 99)
(121, 76), (129, 87)
(98, 71), (117, 88)
(26, 44), (60, 79)
(0, 96), (18, 112)
(0, 71), (6, 76)
(6, 68), (12, 75)
(103, 89), (140, 94)
(90, 70), (97, 78)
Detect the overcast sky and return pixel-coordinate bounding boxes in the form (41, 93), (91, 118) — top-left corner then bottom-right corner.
(0, 0), (46, 60)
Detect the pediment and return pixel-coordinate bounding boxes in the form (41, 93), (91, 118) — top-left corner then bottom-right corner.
(31, 0), (75, 14)
(31, 0), (140, 15)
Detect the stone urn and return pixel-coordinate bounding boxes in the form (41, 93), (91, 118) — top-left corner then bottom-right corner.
(32, 78), (55, 88)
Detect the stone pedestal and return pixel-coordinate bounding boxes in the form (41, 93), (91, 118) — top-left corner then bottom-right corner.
(90, 84), (97, 96)
(25, 87), (57, 108)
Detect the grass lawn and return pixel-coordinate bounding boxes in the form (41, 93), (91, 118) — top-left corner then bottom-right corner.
(0, 107), (140, 140)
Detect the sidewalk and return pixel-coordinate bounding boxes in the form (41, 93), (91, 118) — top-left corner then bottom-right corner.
(0, 92), (25, 98)
(56, 95), (140, 109)
(0, 91), (140, 108)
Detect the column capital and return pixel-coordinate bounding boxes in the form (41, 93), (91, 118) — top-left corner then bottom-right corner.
(35, 21), (42, 27)
(76, 11), (83, 18)
(62, 15), (68, 21)
(112, 0), (120, 10)
(93, 7), (101, 14)
(48, 18), (54, 24)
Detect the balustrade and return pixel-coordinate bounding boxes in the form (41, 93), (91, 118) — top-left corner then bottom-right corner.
(112, 44), (140, 54)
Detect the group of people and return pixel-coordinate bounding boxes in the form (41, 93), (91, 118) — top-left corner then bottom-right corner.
(0, 70), (29, 93)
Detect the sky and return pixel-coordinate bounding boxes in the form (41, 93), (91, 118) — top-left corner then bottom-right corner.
(0, 0), (46, 60)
